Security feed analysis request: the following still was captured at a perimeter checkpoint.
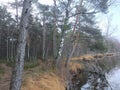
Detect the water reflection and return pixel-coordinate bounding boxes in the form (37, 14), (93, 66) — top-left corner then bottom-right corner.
(81, 67), (120, 90)
(106, 67), (120, 90)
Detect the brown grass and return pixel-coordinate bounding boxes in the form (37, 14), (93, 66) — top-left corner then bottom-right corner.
(70, 54), (94, 61)
(106, 53), (114, 57)
(70, 53), (108, 62)
(69, 62), (84, 73)
(93, 53), (104, 58)
(22, 72), (66, 90)
(82, 54), (94, 61)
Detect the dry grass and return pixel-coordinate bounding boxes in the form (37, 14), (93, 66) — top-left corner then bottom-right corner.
(69, 54), (107, 73)
(70, 57), (83, 61)
(69, 62), (84, 73)
(105, 53), (114, 57)
(22, 72), (66, 90)
(70, 53), (107, 62)
(71, 54), (94, 61)
(93, 53), (104, 58)
(81, 54), (94, 61)
(22, 60), (65, 90)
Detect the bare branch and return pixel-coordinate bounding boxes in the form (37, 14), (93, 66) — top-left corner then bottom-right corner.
(68, 11), (98, 18)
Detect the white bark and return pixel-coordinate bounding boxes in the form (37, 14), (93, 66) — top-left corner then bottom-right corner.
(56, 38), (64, 67)
(56, 0), (71, 67)
(10, 0), (31, 90)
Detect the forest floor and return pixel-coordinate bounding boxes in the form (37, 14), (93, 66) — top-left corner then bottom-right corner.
(0, 59), (63, 90)
(0, 62), (65, 90)
(0, 53), (115, 90)
(0, 63), (12, 90)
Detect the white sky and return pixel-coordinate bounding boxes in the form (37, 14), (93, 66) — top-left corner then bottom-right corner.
(0, 0), (53, 5)
(0, 0), (120, 41)
(97, 2), (120, 40)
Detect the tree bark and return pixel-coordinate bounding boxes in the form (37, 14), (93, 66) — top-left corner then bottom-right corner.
(55, 0), (71, 68)
(27, 43), (30, 60)
(11, 33), (14, 61)
(65, 0), (83, 67)
(7, 36), (9, 62)
(9, 0), (31, 90)
(42, 16), (46, 60)
(53, 0), (57, 60)
(15, 0), (19, 29)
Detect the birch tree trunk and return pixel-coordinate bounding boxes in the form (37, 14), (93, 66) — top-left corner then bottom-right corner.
(56, 0), (71, 68)
(9, 0), (31, 90)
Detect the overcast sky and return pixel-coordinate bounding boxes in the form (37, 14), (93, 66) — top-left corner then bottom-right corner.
(0, 0), (53, 5)
(0, 0), (120, 41)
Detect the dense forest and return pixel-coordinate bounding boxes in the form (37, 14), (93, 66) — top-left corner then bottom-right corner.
(0, 0), (120, 90)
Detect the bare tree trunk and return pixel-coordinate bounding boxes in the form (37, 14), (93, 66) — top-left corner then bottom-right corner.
(42, 18), (46, 60)
(65, 0), (83, 67)
(7, 36), (9, 62)
(26, 34), (30, 61)
(27, 43), (30, 60)
(53, 0), (57, 60)
(56, 38), (64, 67)
(7, 28), (10, 62)
(56, 0), (72, 68)
(9, 0), (31, 90)
(15, 0), (19, 29)
(65, 42), (78, 67)
(11, 33), (14, 61)
(34, 45), (37, 60)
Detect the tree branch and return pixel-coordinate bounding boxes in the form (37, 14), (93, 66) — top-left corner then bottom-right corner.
(68, 11), (99, 18)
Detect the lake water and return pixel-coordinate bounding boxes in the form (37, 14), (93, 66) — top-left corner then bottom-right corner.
(106, 67), (120, 90)
(81, 67), (120, 90)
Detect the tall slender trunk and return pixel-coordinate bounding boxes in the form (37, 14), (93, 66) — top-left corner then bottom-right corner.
(55, 0), (73, 68)
(27, 43), (30, 60)
(7, 37), (9, 62)
(11, 33), (14, 61)
(15, 0), (19, 29)
(53, 0), (57, 60)
(53, 21), (57, 60)
(65, 0), (83, 67)
(9, 0), (31, 90)
(42, 18), (46, 60)
(7, 27), (9, 62)
(34, 45), (37, 60)
(65, 42), (78, 67)
(56, 38), (64, 67)
(26, 34), (30, 61)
